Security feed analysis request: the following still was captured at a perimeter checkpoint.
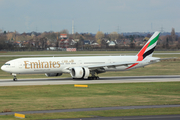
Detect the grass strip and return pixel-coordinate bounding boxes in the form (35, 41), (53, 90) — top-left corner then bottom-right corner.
(1, 82), (180, 112)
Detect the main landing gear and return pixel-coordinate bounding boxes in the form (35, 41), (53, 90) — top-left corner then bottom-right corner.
(88, 76), (99, 80)
(88, 71), (100, 80)
(12, 73), (17, 81)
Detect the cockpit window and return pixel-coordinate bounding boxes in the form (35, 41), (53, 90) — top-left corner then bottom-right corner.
(4, 63), (10, 66)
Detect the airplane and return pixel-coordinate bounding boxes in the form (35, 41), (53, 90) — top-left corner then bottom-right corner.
(1, 31), (163, 81)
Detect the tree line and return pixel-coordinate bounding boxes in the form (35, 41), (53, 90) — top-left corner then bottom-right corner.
(0, 28), (180, 51)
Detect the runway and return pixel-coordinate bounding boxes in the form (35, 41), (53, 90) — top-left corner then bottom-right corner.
(62, 115), (180, 120)
(1, 105), (180, 115)
(0, 75), (180, 86)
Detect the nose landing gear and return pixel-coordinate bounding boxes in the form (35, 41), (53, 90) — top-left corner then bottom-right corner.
(12, 73), (17, 81)
(13, 77), (17, 81)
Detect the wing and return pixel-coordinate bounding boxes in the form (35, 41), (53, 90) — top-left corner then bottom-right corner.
(87, 61), (138, 70)
(66, 61), (138, 71)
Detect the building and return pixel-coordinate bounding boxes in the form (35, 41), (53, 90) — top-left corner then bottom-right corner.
(84, 40), (91, 45)
(58, 34), (69, 48)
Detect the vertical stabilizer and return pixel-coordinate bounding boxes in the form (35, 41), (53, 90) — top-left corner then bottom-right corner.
(137, 31), (160, 61)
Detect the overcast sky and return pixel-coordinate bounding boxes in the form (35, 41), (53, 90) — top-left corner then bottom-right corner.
(0, 0), (179, 33)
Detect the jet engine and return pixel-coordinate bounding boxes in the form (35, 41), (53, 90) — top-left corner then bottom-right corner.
(70, 67), (90, 79)
(45, 73), (63, 77)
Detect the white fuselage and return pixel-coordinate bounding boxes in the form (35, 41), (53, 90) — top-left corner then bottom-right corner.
(1, 55), (158, 74)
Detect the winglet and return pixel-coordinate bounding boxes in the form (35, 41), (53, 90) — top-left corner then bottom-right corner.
(137, 31), (160, 61)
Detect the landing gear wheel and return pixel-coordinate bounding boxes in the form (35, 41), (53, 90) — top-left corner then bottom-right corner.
(12, 73), (17, 81)
(95, 77), (98, 80)
(88, 76), (100, 80)
(13, 76), (17, 81)
(89, 71), (100, 80)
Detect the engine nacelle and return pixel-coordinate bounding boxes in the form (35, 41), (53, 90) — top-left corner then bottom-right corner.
(70, 67), (90, 79)
(45, 73), (63, 77)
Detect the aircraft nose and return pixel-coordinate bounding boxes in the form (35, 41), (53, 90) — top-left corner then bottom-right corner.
(1, 65), (4, 70)
(1, 65), (6, 72)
